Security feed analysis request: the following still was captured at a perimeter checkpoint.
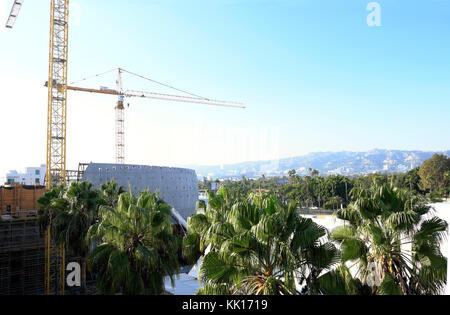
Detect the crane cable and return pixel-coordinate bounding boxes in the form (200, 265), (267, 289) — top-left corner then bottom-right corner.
(69, 68), (117, 85)
(119, 68), (209, 100)
(70, 68), (210, 101)
(70, 67), (211, 100)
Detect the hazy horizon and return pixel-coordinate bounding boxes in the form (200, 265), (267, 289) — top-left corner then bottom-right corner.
(1, 1), (449, 180)
(1, 148), (449, 181)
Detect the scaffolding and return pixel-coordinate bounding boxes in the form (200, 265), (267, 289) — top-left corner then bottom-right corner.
(77, 163), (90, 182)
(0, 185), (45, 219)
(0, 183), (88, 295)
(65, 170), (79, 185)
(0, 217), (45, 295)
(60, 163), (90, 186)
(0, 182), (99, 295)
(0, 216), (71, 295)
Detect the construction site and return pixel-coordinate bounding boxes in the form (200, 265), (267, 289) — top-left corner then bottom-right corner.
(0, 184), (85, 295)
(0, 161), (201, 295)
(0, 185), (46, 294)
(1, 0), (244, 295)
(0, 216), (45, 295)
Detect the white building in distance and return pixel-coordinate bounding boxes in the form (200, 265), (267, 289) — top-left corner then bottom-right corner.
(5, 165), (46, 186)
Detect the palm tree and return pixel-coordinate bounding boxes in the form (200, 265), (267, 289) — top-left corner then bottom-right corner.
(88, 190), (179, 295)
(183, 187), (339, 295)
(41, 181), (104, 292)
(100, 179), (126, 207)
(331, 181), (447, 295)
(317, 264), (373, 295)
(38, 185), (67, 232)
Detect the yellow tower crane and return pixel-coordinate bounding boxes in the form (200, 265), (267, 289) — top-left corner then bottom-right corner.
(5, 1), (244, 295)
(6, 0), (70, 189)
(45, 0), (70, 189)
(6, 1), (244, 177)
(6, 0), (68, 295)
(61, 67), (245, 164)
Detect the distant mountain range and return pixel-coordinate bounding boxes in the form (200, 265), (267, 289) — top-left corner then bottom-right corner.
(185, 149), (450, 180)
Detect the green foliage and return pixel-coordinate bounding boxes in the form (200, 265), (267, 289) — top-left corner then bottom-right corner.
(183, 188), (339, 295)
(318, 265), (372, 295)
(419, 154), (450, 192)
(378, 274), (402, 295)
(100, 180), (126, 207)
(213, 161), (446, 212)
(331, 181), (448, 295)
(38, 182), (104, 258)
(38, 181), (105, 293)
(88, 190), (180, 295)
(37, 185), (68, 232)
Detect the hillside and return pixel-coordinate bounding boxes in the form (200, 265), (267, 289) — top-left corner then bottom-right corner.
(186, 149), (450, 179)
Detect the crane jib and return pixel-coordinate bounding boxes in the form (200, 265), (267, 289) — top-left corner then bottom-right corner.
(9, 0), (245, 188)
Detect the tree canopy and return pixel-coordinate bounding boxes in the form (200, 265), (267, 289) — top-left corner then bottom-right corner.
(183, 187), (339, 295)
(332, 181), (447, 295)
(419, 154), (450, 192)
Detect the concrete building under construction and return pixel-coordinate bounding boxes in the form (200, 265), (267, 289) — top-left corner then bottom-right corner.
(0, 184), (45, 219)
(0, 162), (199, 295)
(0, 184), (46, 295)
(81, 163), (198, 220)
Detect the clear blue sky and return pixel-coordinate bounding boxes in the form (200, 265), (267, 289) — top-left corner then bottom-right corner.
(0, 0), (449, 176)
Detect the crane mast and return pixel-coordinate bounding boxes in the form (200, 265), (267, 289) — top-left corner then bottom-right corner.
(46, 0), (69, 188)
(115, 69), (125, 164)
(59, 68), (245, 165)
(5, 0), (70, 295)
(5, 0), (243, 296)
(7, 0), (244, 177)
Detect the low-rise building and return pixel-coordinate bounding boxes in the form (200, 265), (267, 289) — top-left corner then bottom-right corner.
(6, 165), (46, 186)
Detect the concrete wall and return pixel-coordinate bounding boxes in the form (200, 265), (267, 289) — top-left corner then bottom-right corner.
(82, 163), (198, 220)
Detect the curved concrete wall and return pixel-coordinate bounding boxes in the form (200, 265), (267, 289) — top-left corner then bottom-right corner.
(82, 163), (198, 220)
